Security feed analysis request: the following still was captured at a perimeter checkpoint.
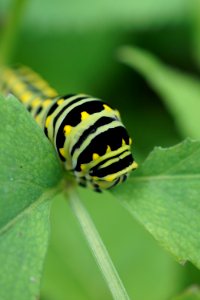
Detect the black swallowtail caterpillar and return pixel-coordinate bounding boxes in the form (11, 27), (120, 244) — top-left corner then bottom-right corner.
(0, 65), (138, 192)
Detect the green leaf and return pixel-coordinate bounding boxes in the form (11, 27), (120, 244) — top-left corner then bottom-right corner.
(118, 46), (200, 139)
(172, 286), (200, 300)
(0, 196), (51, 300)
(0, 0), (189, 32)
(111, 139), (200, 269)
(0, 94), (63, 299)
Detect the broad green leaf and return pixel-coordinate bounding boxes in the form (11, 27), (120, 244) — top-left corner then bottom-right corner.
(172, 286), (200, 300)
(111, 139), (200, 269)
(0, 95), (63, 299)
(118, 46), (200, 139)
(0, 196), (51, 300)
(0, 0), (189, 32)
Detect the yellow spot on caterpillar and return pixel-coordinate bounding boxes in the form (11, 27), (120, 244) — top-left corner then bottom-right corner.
(35, 115), (40, 123)
(122, 139), (126, 146)
(42, 99), (52, 107)
(92, 153), (100, 160)
(57, 98), (64, 105)
(45, 115), (51, 128)
(103, 104), (112, 112)
(81, 111), (90, 121)
(32, 98), (41, 107)
(33, 80), (47, 89)
(106, 145), (111, 153)
(129, 138), (132, 145)
(59, 148), (66, 158)
(131, 161), (138, 169)
(14, 82), (26, 94)
(21, 91), (33, 103)
(64, 125), (72, 135)
(106, 175), (115, 182)
(43, 88), (57, 97)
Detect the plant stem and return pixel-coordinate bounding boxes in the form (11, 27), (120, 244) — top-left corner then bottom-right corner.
(67, 187), (131, 300)
(0, 0), (27, 66)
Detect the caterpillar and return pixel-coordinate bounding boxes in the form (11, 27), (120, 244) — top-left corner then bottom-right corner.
(0, 65), (138, 192)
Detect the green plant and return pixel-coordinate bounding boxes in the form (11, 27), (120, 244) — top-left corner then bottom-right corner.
(1, 0), (200, 299)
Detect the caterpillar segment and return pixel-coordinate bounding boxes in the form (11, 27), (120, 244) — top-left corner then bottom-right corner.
(0, 65), (138, 192)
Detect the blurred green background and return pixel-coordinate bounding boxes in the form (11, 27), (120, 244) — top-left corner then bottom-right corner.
(1, 0), (200, 299)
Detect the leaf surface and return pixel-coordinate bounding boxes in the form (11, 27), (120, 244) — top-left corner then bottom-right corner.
(0, 95), (63, 299)
(111, 139), (200, 269)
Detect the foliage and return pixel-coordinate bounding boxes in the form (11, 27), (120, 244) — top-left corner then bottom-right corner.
(1, 0), (200, 299)
(0, 95), (63, 300)
(112, 138), (200, 268)
(118, 46), (200, 139)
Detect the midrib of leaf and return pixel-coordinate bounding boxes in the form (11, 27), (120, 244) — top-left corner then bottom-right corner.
(0, 184), (61, 236)
(130, 174), (200, 182)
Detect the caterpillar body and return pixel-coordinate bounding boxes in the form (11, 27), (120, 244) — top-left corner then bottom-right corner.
(0, 65), (137, 192)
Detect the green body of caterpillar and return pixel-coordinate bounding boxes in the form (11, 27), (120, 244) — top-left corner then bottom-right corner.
(0, 65), (137, 192)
